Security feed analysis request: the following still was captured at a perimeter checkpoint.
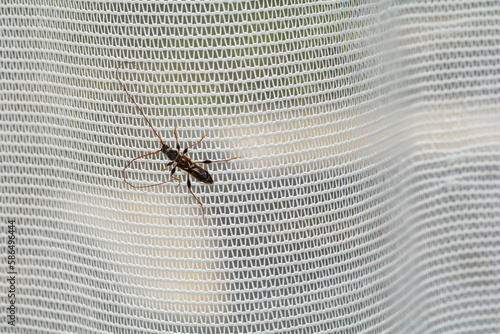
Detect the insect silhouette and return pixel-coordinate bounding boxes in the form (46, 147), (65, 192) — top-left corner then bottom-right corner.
(116, 62), (239, 218)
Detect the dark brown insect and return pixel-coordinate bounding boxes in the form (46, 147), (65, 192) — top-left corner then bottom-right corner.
(116, 62), (239, 218)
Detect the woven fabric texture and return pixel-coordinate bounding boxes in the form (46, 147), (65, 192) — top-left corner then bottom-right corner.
(1, 1), (499, 333)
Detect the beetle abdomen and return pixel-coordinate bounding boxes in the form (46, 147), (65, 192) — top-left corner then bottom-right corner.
(189, 166), (214, 184)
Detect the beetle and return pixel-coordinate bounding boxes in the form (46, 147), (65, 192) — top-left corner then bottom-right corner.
(117, 62), (238, 217)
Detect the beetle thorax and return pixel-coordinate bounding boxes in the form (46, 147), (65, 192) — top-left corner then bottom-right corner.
(161, 145), (180, 162)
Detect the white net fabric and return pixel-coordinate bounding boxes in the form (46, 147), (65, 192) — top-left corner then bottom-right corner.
(1, 1), (500, 333)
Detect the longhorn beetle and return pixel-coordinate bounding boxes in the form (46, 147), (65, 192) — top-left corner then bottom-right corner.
(117, 62), (239, 218)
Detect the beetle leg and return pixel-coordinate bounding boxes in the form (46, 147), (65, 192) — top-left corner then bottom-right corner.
(196, 157), (239, 164)
(183, 134), (206, 155)
(187, 174), (205, 218)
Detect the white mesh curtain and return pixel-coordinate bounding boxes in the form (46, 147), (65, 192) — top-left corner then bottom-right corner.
(1, 1), (500, 333)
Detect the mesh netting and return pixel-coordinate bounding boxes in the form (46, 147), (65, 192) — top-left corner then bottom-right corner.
(1, 1), (500, 333)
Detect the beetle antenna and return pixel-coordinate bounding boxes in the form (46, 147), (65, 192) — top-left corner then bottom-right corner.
(116, 61), (164, 146)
